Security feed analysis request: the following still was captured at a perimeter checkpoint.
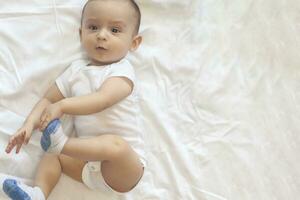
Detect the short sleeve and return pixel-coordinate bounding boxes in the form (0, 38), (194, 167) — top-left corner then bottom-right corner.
(55, 67), (72, 98)
(107, 59), (136, 85)
(55, 60), (87, 97)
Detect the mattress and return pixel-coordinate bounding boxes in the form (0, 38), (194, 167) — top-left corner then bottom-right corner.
(0, 0), (299, 199)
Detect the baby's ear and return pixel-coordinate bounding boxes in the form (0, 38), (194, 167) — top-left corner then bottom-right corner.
(79, 28), (82, 41)
(130, 35), (142, 51)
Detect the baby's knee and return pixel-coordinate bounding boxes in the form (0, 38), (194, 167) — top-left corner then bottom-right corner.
(99, 134), (130, 160)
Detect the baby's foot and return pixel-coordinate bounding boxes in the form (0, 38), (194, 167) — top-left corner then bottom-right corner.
(2, 179), (45, 200)
(40, 119), (68, 154)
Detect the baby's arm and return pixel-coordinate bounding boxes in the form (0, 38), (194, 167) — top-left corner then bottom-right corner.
(5, 84), (64, 153)
(27, 84), (65, 129)
(60, 77), (133, 115)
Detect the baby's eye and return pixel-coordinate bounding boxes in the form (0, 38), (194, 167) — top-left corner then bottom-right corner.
(89, 25), (98, 31)
(111, 28), (120, 33)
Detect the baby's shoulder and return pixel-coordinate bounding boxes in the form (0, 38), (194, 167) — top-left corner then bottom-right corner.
(110, 59), (134, 72)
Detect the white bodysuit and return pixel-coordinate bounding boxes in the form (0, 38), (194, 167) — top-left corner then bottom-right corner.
(55, 58), (146, 164)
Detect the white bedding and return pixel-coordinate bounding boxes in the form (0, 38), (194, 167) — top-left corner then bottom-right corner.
(0, 0), (299, 199)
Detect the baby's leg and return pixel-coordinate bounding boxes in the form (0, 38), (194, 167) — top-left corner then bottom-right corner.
(35, 154), (86, 198)
(34, 154), (61, 198)
(41, 120), (143, 193)
(2, 154), (86, 200)
(62, 135), (144, 193)
(2, 154), (60, 200)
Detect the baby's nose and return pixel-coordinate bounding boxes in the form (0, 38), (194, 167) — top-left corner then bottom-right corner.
(96, 29), (108, 40)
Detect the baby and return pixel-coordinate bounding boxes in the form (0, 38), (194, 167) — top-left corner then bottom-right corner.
(3, 0), (145, 199)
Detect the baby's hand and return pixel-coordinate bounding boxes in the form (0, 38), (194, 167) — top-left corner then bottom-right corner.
(6, 123), (34, 154)
(39, 103), (63, 131)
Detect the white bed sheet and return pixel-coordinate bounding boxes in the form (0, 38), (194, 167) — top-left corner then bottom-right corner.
(0, 0), (300, 199)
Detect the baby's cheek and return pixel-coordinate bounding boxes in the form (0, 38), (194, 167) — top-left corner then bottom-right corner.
(82, 38), (94, 48)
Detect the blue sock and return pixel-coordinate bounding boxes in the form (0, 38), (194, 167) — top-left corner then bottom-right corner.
(2, 179), (44, 200)
(40, 119), (68, 154)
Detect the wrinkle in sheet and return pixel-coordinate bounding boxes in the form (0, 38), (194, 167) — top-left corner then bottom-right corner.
(51, 0), (63, 36)
(0, 48), (22, 86)
(0, 12), (51, 20)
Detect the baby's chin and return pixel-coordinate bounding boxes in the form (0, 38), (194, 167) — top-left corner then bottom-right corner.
(89, 57), (123, 66)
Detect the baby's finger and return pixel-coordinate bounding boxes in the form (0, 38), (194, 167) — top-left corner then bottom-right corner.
(39, 120), (44, 130)
(15, 143), (22, 154)
(40, 115), (48, 131)
(40, 114), (46, 124)
(39, 121), (44, 131)
(6, 136), (17, 153)
(16, 134), (25, 153)
(5, 143), (14, 153)
(6, 130), (22, 153)
(24, 130), (32, 145)
(40, 120), (48, 131)
(43, 120), (50, 130)
(39, 112), (45, 122)
(9, 137), (17, 147)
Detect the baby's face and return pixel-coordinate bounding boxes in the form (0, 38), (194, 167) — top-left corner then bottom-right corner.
(80, 0), (140, 66)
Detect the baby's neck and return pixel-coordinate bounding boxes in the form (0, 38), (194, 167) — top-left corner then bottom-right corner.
(88, 57), (123, 67)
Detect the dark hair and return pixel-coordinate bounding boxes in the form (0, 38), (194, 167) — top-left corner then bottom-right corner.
(81, 0), (141, 35)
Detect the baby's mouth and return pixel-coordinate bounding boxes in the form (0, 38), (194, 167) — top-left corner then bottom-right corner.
(96, 46), (107, 50)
